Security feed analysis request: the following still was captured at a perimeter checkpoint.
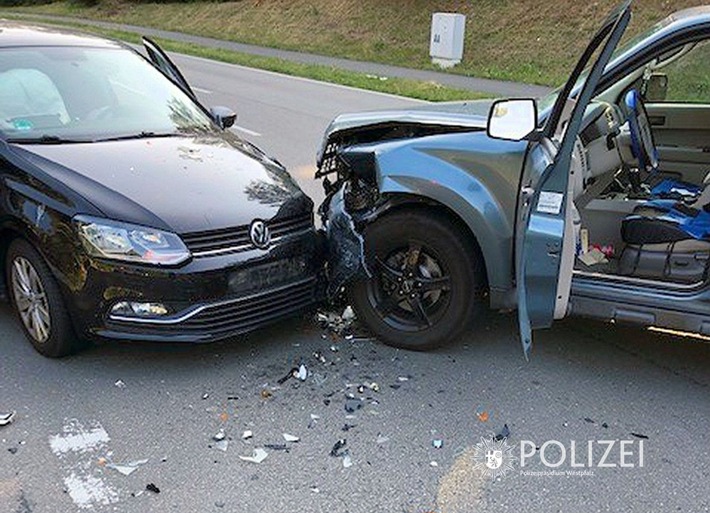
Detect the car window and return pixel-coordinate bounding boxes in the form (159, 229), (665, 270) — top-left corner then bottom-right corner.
(0, 69), (70, 131)
(655, 40), (710, 103)
(0, 46), (214, 142)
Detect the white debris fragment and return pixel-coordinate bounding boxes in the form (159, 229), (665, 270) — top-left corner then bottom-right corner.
(282, 433), (300, 443)
(215, 440), (229, 452)
(242, 430), (253, 440)
(342, 306), (355, 322)
(213, 429), (226, 442)
(0, 411), (15, 426)
(376, 434), (389, 444)
(239, 448), (268, 464)
(342, 453), (353, 468)
(430, 461), (439, 467)
(397, 376), (409, 382)
(106, 459), (149, 476)
(296, 364), (308, 381)
(114, 380), (126, 389)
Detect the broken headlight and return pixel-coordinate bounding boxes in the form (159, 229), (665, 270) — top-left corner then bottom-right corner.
(75, 215), (190, 266)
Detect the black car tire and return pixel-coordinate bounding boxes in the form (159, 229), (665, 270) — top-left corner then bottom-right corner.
(6, 239), (79, 358)
(350, 209), (485, 350)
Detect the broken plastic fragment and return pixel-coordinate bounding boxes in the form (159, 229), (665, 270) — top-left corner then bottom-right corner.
(342, 452), (353, 468)
(0, 411), (15, 427)
(344, 397), (363, 413)
(239, 448), (268, 463)
(432, 439), (443, 449)
(146, 483), (160, 494)
(296, 364), (308, 381)
(260, 389), (273, 399)
(242, 430), (253, 440)
(215, 440), (229, 452)
(342, 306), (355, 322)
(202, 393), (210, 400)
(475, 406), (489, 422)
(213, 429), (226, 442)
(376, 434), (389, 444)
(368, 382), (380, 393)
(494, 424), (511, 441)
(106, 459), (149, 476)
(114, 380), (126, 389)
(282, 433), (300, 442)
(330, 439), (347, 457)
(630, 432), (649, 440)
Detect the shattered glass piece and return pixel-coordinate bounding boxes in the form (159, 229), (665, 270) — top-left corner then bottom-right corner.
(213, 430), (226, 442)
(432, 439), (444, 449)
(494, 424), (511, 441)
(310, 486), (320, 493)
(325, 187), (371, 298)
(430, 461), (439, 467)
(397, 376), (409, 382)
(310, 414), (320, 420)
(202, 393), (209, 400)
(0, 411), (15, 427)
(330, 439), (347, 457)
(215, 440), (229, 452)
(368, 382), (380, 393)
(114, 380), (126, 389)
(344, 397), (363, 413)
(342, 452), (353, 468)
(239, 448), (268, 463)
(242, 430), (253, 440)
(313, 351), (327, 364)
(107, 459), (149, 476)
(146, 483), (160, 494)
(376, 434), (389, 444)
(283, 433), (300, 442)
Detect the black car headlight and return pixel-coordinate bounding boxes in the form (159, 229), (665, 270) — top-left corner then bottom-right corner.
(74, 215), (190, 266)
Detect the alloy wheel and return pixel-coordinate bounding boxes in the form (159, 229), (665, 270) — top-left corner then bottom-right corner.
(11, 256), (51, 343)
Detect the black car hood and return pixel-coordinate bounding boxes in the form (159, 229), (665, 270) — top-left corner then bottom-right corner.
(10, 133), (310, 234)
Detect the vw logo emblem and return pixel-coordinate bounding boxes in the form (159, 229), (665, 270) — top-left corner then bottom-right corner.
(249, 220), (271, 249)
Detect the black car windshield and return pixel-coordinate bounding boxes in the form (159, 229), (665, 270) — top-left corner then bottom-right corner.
(0, 46), (214, 143)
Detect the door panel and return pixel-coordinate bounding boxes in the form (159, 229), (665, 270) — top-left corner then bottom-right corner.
(646, 103), (710, 183)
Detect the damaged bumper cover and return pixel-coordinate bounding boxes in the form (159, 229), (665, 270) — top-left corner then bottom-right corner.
(324, 185), (371, 298)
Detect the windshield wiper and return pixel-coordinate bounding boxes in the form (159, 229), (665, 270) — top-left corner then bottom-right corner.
(7, 135), (88, 144)
(92, 131), (179, 143)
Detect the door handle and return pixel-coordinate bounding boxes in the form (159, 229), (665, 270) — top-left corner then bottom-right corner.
(649, 115), (666, 126)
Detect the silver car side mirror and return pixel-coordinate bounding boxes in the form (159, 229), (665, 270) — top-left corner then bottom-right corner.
(487, 99), (537, 141)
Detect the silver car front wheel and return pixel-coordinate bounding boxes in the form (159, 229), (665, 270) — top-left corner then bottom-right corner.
(11, 256), (51, 343)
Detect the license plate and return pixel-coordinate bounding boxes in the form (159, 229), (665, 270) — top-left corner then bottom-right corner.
(228, 257), (309, 295)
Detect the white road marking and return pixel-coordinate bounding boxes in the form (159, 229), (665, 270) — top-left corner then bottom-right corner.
(49, 420), (119, 510)
(172, 53), (429, 104)
(231, 124), (262, 137)
(192, 86), (213, 94)
(49, 421), (110, 455)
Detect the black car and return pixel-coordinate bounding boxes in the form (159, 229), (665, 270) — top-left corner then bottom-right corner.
(0, 23), (322, 357)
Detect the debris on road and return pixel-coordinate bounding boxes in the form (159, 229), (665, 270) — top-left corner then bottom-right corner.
(263, 444), (289, 452)
(344, 396), (363, 413)
(282, 433), (300, 442)
(145, 483), (160, 494)
(242, 430), (253, 440)
(430, 461), (439, 467)
(316, 305), (357, 338)
(342, 423), (357, 432)
(7, 447), (18, 454)
(114, 380), (126, 389)
(475, 406), (489, 422)
(376, 434), (389, 444)
(330, 439), (347, 457)
(239, 448), (268, 463)
(494, 424), (511, 441)
(260, 389), (273, 399)
(106, 459), (149, 476)
(432, 439), (444, 449)
(342, 452), (353, 468)
(0, 411), (15, 427)
(296, 364), (308, 381)
(584, 417), (595, 424)
(631, 432), (649, 439)
(215, 440), (229, 452)
(201, 393), (209, 400)
(213, 429), (226, 442)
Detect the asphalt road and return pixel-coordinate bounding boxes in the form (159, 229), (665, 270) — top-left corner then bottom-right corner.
(1, 53), (709, 513)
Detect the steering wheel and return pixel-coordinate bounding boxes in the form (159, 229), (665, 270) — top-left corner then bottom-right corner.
(624, 89), (659, 172)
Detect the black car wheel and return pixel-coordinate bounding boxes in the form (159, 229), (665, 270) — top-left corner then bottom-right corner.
(351, 210), (485, 350)
(6, 239), (78, 358)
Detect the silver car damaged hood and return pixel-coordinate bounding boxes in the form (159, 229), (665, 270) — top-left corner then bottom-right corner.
(317, 99), (494, 162)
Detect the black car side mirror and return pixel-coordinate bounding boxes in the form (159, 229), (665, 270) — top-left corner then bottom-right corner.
(210, 106), (237, 129)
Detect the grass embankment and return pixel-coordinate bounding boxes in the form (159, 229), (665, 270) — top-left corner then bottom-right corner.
(8, 0), (705, 87)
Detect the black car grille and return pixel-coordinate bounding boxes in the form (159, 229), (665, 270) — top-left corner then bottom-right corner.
(181, 213), (313, 256)
(180, 278), (315, 334)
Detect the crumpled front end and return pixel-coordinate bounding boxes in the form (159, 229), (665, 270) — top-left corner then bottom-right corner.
(323, 185), (372, 297)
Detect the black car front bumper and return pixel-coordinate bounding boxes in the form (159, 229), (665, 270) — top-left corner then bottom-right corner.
(62, 228), (325, 343)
